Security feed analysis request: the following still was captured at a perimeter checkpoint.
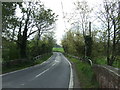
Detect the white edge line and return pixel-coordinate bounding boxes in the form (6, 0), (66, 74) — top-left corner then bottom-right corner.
(63, 54), (73, 88)
(0, 55), (53, 76)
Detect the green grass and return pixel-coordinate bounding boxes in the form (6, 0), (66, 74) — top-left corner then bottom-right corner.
(52, 47), (64, 53)
(94, 57), (107, 65)
(113, 58), (120, 68)
(94, 56), (120, 68)
(66, 55), (99, 88)
(2, 54), (52, 74)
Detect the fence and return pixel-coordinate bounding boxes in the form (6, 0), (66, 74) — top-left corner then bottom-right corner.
(65, 53), (92, 66)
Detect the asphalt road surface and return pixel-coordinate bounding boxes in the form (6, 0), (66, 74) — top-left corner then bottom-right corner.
(2, 52), (72, 88)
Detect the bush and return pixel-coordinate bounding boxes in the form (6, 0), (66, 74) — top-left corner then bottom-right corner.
(2, 38), (19, 61)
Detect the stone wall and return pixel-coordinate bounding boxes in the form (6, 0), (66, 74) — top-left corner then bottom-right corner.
(93, 64), (120, 88)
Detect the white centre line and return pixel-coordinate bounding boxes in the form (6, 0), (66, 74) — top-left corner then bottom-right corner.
(35, 68), (50, 78)
(20, 84), (25, 85)
(35, 62), (56, 78)
(52, 63), (56, 66)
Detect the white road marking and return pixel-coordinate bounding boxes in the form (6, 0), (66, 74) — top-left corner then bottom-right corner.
(20, 84), (25, 85)
(35, 68), (50, 78)
(63, 54), (74, 88)
(35, 62), (56, 78)
(52, 63), (56, 66)
(55, 59), (59, 63)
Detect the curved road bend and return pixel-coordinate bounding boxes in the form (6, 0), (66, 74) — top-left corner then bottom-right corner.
(2, 52), (72, 88)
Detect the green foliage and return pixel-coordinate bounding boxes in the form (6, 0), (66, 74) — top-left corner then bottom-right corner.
(92, 41), (106, 58)
(62, 30), (84, 56)
(2, 1), (58, 59)
(2, 37), (19, 61)
(62, 0), (120, 67)
(93, 56), (120, 68)
(2, 1), (57, 60)
(2, 53), (52, 74)
(34, 53), (52, 65)
(27, 33), (56, 58)
(62, 29), (119, 68)
(93, 57), (107, 65)
(2, 2), (21, 35)
(113, 57), (120, 68)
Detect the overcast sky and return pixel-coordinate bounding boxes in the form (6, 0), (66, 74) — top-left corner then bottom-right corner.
(17, 0), (103, 44)
(39, 0), (103, 45)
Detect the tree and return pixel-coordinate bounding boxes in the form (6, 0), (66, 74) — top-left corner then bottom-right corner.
(28, 32), (56, 57)
(72, 0), (92, 35)
(73, 30), (84, 56)
(2, 1), (57, 59)
(62, 30), (84, 57)
(73, 0), (93, 58)
(97, 0), (120, 65)
(2, 2), (22, 61)
(2, 2), (22, 39)
(17, 1), (57, 58)
(33, 6), (57, 47)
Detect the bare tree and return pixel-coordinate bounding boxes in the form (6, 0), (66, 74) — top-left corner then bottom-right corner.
(98, 0), (120, 65)
(73, 0), (92, 36)
(73, 1), (93, 58)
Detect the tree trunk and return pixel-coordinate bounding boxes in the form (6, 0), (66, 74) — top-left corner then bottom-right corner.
(109, 19), (116, 66)
(17, 30), (27, 59)
(17, 10), (30, 59)
(21, 9), (31, 58)
(21, 17), (29, 58)
(19, 42), (27, 58)
(84, 35), (92, 59)
(106, 8), (111, 65)
(107, 22), (110, 65)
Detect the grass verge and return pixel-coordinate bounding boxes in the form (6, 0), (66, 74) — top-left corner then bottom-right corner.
(52, 47), (64, 53)
(66, 55), (99, 88)
(2, 53), (52, 74)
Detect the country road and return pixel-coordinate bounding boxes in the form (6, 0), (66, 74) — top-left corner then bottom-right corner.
(2, 52), (73, 88)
